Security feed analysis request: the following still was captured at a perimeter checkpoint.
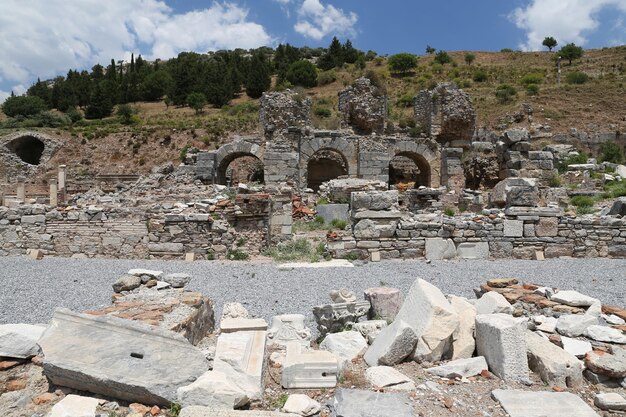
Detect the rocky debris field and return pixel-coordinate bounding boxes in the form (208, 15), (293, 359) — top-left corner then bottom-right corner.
(0, 257), (625, 417)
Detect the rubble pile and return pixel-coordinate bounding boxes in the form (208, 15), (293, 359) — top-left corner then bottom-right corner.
(1, 272), (625, 417)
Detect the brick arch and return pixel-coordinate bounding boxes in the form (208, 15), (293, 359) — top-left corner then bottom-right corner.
(386, 140), (441, 188)
(215, 140), (265, 185)
(299, 136), (358, 184)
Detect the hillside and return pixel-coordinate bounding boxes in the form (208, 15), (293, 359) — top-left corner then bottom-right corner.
(1, 46), (625, 182)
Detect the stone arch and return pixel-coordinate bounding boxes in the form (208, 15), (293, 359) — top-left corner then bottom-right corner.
(306, 148), (349, 191)
(387, 140), (441, 188)
(300, 136), (357, 188)
(215, 140), (265, 185)
(6, 135), (45, 165)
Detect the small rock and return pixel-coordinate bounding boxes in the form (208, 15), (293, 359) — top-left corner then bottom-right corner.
(365, 366), (416, 390)
(112, 275), (142, 293)
(550, 290), (599, 307)
(48, 395), (100, 417)
(561, 337), (592, 358)
(474, 292), (513, 315)
(320, 331), (367, 370)
(602, 314), (626, 326)
(594, 392), (626, 411)
(583, 325), (626, 344)
(555, 314), (597, 337)
(282, 394), (321, 416)
(585, 349), (626, 378)
(426, 357), (489, 379)
(163, 273), (192, 288)
(329, 288), (357, 303)
(487, 278), (518, 288)
(127, 269), (163, 279)
(0, 324), (46, 359)
(155, 281), (171, 290)
(221, 302), (250, 320)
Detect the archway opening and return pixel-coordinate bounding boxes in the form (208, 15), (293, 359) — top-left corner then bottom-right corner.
(6, 136), (45, 165)
(307, 149), (348, 192)
(217, 153), (264, 186)
(388, 152), (431, 189)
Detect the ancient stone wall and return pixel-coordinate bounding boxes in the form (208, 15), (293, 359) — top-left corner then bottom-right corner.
(328, 191), (626, 261)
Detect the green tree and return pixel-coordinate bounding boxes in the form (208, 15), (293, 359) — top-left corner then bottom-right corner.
(85, 82), (113, 119)
(434, 50), (453, 65)
(116, 104), (137, 125)
(139, 70), (173, 101)
(425, 45), (436, 54)
(342, 39), (360, 64)
(464, 53), (476, 65)
(246, 52), (271, 99)
(317, 36), (344, 70)
(274, 43), (301, 83)
(1, 95), (47, 117)
(286, 60), (318, 88)
(387, 53), (418, 75)
(187, 92), (207, 114)
(26, 78), (52, 107)
(559, 43), (583, 64)
(542, 37), (558, 51)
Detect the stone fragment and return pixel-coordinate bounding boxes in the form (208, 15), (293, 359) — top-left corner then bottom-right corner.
(550, 290), (599, 307)
(456, 242), (489, 259)
(28, 249), (44, 260)
(282, 394), (321, 416)
(180, 408), (299, 417)
(266, 314), (311, 348)
(474, 292), (513, 315)
(503, 220), (523, 237)
(448, 295), (477, 360)
(585, 349), (626, 378)
(608, 197), (626, 216)
(561, 336), (592, 358)
(367, 322), (417, 366)
(594, 393), (626, 411)
(351, 320), (387, 344)
(584, 325), (626, 344)
(39, 308), (208, 406)
(535, 217), (558, 237)
(526, 331), (583, 388)
(365, 279), (459, 365)
(112, 274), (142, 293)
(177, 371), (249, 409)
(319, 331), (367, 370)
(602, 314), (626, 325)
(127, 269), (163, 279)
(365, 366), (415, 390)
(491, 389), (600, 417)
(163, 273), (192, 288)
(331, 389), (415, 417)
(487, 278), (518, 288)
(424, 238), (457, 260)
(475, 314), (529, 382)
(282, 342), (338, 389)
(0, 324), (45, 359)
(363, 287), (402, 321)
(312, 300), (370, 336)
(47, 394), (100, 417)
(426, 357), (488, 378)
(533, 315), (558, 333)
(221, 303), (250, 320)
(220, 318), (268, 333)
(330, 288), (357, 303)
(555, 314), (597, 337)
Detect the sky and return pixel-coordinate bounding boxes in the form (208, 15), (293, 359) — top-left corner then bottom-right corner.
(1, 0), (625, 102)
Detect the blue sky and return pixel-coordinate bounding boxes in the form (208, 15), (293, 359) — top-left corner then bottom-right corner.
(1, 0), (625, 102)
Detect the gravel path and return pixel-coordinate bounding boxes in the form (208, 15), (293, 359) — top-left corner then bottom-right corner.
(0, 256), (624, 328)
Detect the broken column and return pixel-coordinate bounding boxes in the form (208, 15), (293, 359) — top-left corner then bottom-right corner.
(49, 178), (58, 206)
(58, 164), (66, 203)
(16, 178), (25, 202)
(475, 314), (529, 382)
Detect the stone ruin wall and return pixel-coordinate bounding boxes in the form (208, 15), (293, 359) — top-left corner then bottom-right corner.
(328, 191), (626, 261)
(0, 194), (293, 259)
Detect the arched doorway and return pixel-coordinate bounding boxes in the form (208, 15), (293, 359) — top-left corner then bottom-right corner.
(307, 149), (348, 191)
(6, 135), (45, 165)
(217, 153), (264, 186)
(388, 152), (431, 189)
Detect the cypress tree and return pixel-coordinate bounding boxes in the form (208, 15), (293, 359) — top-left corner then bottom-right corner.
(246, 52), (271, 99)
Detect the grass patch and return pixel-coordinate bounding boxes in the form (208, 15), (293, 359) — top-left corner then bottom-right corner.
(227, 249), (249, 261)
(603, 181), (626, 198)
(293, 216), (326, 232)
(268, 393), (289, 409)
(330, 219), (348, 229)
(266, 238), (327, 263)
(570, 195), (594, 207)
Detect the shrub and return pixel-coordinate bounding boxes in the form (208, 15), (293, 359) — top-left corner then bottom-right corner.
(387, 53), (418, 75)
(599, 142), (624, 164)
(521, 73), (543, 86)
(65, 107), (83, 123)
(548, 174), (561, 187)
(227, 248), (249, 261)
(500, 48), (514, 53)
(472, 69), (488, 82)
(186, 92), (207, 114)
(526, 84), (540, 96)
(464, 53), (476, 65)
(443, 207), (455, 216)
(566, 71), (589, 84)
(317, 70), (337, 86)
(396, 94), (414, 108)
(116, 104), (137, 125)
(179, 144), (191, 162)
(434, 50), (453, 65)
(286, 60), (318, 88)
(570, 195), (594, 207)
(495, 84), (517, 103)
(314, 107), (331, 118)
(2, 95), (47, 117)
(557, 152), (588, 173)
(267, 238), (320, 262)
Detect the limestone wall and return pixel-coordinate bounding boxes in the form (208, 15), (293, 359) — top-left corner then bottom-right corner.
(329, 191), (626, 261)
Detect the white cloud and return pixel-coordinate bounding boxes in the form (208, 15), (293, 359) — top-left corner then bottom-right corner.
(294, 0), (358, 40)
(511, 0), (626, 51)
(0, 1), (272, 94)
